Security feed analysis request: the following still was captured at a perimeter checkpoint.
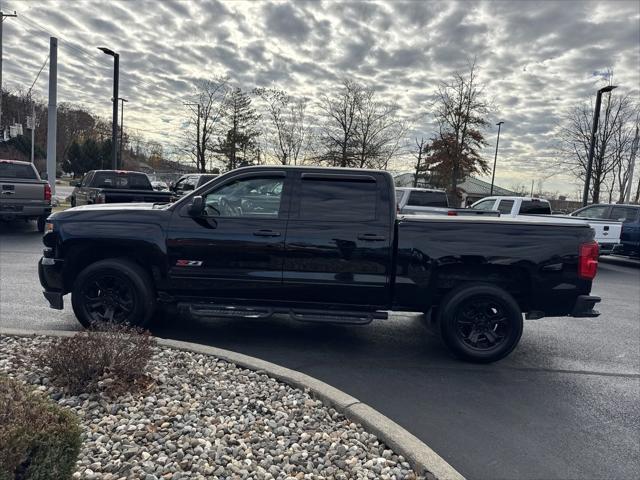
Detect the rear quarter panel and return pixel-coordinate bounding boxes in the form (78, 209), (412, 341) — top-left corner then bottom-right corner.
(393, 218), (595, 315)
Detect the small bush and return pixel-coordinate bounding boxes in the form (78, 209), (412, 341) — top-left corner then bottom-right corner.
(0, 375), (81, 480)
(37, 322), (156, 395)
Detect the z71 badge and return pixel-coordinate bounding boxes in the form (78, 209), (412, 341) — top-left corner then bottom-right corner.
(176, 260), (203, 267)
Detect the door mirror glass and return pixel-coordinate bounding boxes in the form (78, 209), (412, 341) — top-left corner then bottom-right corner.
(188, 196), (204, 217)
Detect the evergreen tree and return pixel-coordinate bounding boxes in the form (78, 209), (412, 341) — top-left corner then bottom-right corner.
(218, 88), (260, 171)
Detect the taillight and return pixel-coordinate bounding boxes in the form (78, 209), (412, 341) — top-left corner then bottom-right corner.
(578, 241), (599, 280)
(447, 210), (458, 216)
(44, 183), (52, 202)
(96, 192), (106, 204)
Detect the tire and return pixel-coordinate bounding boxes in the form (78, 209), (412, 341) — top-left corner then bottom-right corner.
(37, 215), (46, 233)
(70, 196), (76, 207)
(71, 258), (155, 329)
(438, 283), (523, 363)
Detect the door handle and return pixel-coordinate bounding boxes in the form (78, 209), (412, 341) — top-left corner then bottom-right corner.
(253, 229), (281, 237)
(1, 191), (15, 195)
(357, 233), (386, 241)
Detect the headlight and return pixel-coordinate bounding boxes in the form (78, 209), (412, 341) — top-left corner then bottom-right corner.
(44, 222), (55, 234)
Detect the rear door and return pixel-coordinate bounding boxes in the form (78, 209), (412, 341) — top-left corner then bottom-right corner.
(283, 172), (393, 308)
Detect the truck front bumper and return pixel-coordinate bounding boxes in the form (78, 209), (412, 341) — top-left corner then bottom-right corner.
(571, 295), (601, 317)
(38, 255), (65, 310)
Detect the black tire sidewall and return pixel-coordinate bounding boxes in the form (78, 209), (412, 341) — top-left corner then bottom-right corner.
(37, 215), (46, 233)
(71, 259), (155, 328)
(438, 284), (523, 363)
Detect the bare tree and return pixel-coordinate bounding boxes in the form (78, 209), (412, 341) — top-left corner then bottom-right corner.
(318, 79), (363, 167)
(353, 87), (406, 169)
(558, 92), (637, 203)
(182, 77), (228, 173)
(254, 88), (310, 165)
(434, 59), (490, 192)
(412, 137), (430, 187)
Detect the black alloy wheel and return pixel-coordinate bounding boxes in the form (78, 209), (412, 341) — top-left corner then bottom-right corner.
(438, 284), (523, 363)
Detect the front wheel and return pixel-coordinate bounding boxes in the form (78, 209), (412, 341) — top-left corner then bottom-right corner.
(36, 215), (46, 233)
(438, 284), (523, 363)
(71, 258), (155, 328)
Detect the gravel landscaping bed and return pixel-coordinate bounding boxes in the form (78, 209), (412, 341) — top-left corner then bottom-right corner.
(1, 335), (425, 480)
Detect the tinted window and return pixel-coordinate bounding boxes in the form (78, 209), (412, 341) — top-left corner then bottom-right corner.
(197, 175), (217, 187)
(0, 161), (37, 179)
(574, 206), (608, 219)
(473, 199), (496, 211)
(93, 172), (152, 189)
(204, 176), (283, 218)
(299, 177), (377, 221)
(610, 206), (639, 223)
(497, 200), (515, 214)
(520, 200), (551, 214)
(407, 190), (448, 207)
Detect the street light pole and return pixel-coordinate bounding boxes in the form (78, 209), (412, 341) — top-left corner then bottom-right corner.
(99, 47), (119, 169)
(582, 85), (617, 206)
(119, 98), (128, 167)
(490, 121), (504, 196)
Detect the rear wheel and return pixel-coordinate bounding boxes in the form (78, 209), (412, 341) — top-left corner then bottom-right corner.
(71, 258), (155, 328)
(438, 284), (523, 363)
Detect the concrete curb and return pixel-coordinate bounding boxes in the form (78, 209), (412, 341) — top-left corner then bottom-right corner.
(1, 328), (464, 480)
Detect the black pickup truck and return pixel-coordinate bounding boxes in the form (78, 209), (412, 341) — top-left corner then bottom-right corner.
(70, 170), (174, 207)
(39, 166), (601, 362)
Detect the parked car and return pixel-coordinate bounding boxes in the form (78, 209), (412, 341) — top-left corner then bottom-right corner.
(40, 166), (602, 363)
(571, 203), (640, 258)
(0, 159), (51, 232)
(69, 170), (174, 207)
(171, 173), (218, 198)
(397, 187), (500, 216)
(151, 180), (169, 191)
(472, 196), (623, 254)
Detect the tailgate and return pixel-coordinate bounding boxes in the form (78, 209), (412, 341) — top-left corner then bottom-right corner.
(589, 220), (622, 244)
(1, 180), (44, 201)
(104, 189), (172, 203)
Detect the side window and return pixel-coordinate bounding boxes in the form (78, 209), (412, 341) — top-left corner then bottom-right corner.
(81, 173), (92, 187)
(497, 200), (514, 214)
(473, 199), (496, 211)
(298, 177), (377, 221)
(520, 200), (551, 214)
(610, 206), (639, 223)
(203, 176), (283, 218)
(574, 206), (608, 219)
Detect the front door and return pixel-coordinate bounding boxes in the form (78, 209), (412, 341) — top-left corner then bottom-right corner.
(282, 171), (393, 309)
(166, 170), (291, 301)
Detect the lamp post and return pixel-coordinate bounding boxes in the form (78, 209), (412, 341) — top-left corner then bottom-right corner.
(582, 84), (618, 206)
(98, 46), (119, 169)
(490, 121), (504, 196)
(118, 97), (128, 167)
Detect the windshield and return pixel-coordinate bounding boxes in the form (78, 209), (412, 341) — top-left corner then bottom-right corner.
(0, 161), (37, 179)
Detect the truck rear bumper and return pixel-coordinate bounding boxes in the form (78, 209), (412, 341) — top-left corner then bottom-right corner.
(571, 295), (601, 317)
(38, 256), (65, 310)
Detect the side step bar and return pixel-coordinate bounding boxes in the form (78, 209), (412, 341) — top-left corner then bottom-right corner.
(177, 302), (388, 325)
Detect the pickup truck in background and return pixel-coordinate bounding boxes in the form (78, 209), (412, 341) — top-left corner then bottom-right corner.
(1, 159), (51, 232)
(70, 170), (174, 207)
(40, 166), (601, 363)
(571, 203), (640, 258)
(472, 196), (623, 254)
(396, 187), (500, 217)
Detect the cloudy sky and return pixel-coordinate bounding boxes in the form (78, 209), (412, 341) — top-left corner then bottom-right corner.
(2, 0), (639, 195)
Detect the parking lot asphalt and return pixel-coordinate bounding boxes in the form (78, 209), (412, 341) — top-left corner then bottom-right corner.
(1, 220), (639, 480)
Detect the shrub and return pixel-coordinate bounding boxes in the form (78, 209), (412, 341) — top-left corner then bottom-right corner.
(0, 375), (81, 480)
(37, 322), (156, 396)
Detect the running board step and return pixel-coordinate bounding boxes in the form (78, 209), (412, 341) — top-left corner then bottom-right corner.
(177, 302), (387, 324)
(182, 304), (273, 320)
